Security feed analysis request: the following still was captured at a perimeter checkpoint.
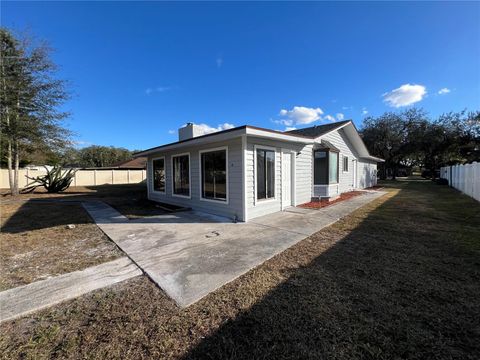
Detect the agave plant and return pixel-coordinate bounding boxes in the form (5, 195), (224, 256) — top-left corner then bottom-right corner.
(22, 166), (77, 193)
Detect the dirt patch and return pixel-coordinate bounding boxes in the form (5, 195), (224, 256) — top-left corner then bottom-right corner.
(0, 201), (123, 290)
(1, 184), (172, 219)
(299, 190), (365, 209)
(1, 181), (479, 359)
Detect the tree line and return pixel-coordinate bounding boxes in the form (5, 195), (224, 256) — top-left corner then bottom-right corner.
(361, 108), (480, 179)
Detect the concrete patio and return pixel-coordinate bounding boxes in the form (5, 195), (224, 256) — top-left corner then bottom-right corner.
(83, 190), (386, 307)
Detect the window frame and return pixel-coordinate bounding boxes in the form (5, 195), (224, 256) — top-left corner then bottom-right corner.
(254, 145), (277, 204)
(343, 155), (349, 173)
(313, 148), (339, 185)
(199, 146), (229, 204)
(151, 156), (166, 194)
(171, 152), (191, 199)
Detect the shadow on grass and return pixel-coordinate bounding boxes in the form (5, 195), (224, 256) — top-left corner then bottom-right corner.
(1, 184), (169, 233)
(182, 181), (480, 359)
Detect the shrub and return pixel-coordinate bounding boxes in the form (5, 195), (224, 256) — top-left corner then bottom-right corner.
(22, 166), (77, 193)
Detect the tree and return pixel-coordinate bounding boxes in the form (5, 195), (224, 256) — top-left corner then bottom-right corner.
(0, 28), (71, 195)
(361, 108), (428, 179)
(361, 108), (480, 180)
(74, 145), (134, 168)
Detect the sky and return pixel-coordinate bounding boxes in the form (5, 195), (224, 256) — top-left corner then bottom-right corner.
(3, 1), (480, 150)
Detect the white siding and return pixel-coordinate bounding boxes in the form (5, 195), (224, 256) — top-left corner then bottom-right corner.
(147, 137), (244, 221)
(318, 128), (359, 195)
(245, 137), (312, 220)
(357, 160), (378, 188)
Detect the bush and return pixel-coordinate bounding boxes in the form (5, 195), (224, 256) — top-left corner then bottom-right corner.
(22, 166), (77, 193)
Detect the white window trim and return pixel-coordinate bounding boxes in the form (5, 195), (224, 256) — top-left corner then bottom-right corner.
(171, 152), (191, 199)
(198, 146), (229, 204)
(343, 155), (349, 173)
(253, 145), (277, 205)
(151, 156), (166, 194)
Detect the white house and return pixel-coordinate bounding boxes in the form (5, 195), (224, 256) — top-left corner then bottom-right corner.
(135, 120), (383, 222)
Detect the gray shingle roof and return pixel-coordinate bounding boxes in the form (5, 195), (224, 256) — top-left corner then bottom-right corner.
(285, 120), (351, 138)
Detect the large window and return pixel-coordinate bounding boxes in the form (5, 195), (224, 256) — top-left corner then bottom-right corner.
(314, 151), (328, 185)
(314, 150), (339, 185)
(152, 158), (165, 192)
(172, 154), (190, 197)
(201, 149), (227, 201)
(256, 148), (275, 200)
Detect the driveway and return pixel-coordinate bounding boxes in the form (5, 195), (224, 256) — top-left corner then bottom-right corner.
(83, 191), (385, 307)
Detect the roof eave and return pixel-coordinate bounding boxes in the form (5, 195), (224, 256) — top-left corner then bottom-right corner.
(134, 125), (313, 157)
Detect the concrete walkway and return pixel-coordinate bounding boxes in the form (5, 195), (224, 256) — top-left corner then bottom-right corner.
(0, 257), (141, 323)
(83, 191), (386, 307)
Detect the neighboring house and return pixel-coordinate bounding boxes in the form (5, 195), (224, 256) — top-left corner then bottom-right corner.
(135, 121), (383, 222)
(109, 157), (147, 169)
(83, 157), (147, 170)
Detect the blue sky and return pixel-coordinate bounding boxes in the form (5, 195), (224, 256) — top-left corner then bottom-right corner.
(3, 1), (479, 150)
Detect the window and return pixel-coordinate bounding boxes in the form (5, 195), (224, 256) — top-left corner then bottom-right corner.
(314, 150), (339, 185)
(329, 152), (339, 183)
(172, 154), (190, 197)
(343, 156), (349, 172)
(152, 158), (165, 192)
(256, 148), (275, 200)
(201, 149), (227, 201)
(314, 151), (328, 185)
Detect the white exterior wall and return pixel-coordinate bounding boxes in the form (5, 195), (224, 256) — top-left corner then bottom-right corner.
(245, 137), (312, 220)
(147, 137), (244, 221)
(357, 160), (378, 188)
(313, 128), (377, 195)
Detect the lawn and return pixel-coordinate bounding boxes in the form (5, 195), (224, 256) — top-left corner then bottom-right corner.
(1, 180), (479, 359)
(0, 200), (123, 291)
(1, 183), (169, 219)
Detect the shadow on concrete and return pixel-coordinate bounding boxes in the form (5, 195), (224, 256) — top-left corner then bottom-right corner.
(181, 181), (480, 359)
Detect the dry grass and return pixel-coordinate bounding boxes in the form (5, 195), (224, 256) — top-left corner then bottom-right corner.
(0, 201), (122, 291)
(1, 180), (479, 359)
(2, 184), (169, 219)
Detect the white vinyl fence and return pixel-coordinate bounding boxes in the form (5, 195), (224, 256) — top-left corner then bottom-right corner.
(0, 168), (146, 189)
(440, 162), (480, 202)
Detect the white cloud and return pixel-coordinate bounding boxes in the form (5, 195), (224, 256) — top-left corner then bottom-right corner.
(362, 107), (368, 115)
(285, 126), (297, 131)
(438, 87), (451, 95)
(342, 106), (350, 110)
(192, 122), (235, 134)
(383, 84), (426, 108)
(323, 115), (335, 122)
(145, 86), (171, 95)
(336, 113), (345, 121)
(168, 130), (176, 134)
(278, 106), (324, 126)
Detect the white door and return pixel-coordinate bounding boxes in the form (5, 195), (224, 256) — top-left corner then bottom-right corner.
(282, 151), (293, 209)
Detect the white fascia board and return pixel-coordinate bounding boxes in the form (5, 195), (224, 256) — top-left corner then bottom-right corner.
(360, 155), (385, 163)
(136, 128), (247, 156)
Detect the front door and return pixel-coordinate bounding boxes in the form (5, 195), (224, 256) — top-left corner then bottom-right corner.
(282, 151), (293, 209)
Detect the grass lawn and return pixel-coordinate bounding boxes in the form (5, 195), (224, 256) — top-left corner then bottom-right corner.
(1, 180), (479, 359)
(0, 201), (123, 291)
(1, 184), (168, 219)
